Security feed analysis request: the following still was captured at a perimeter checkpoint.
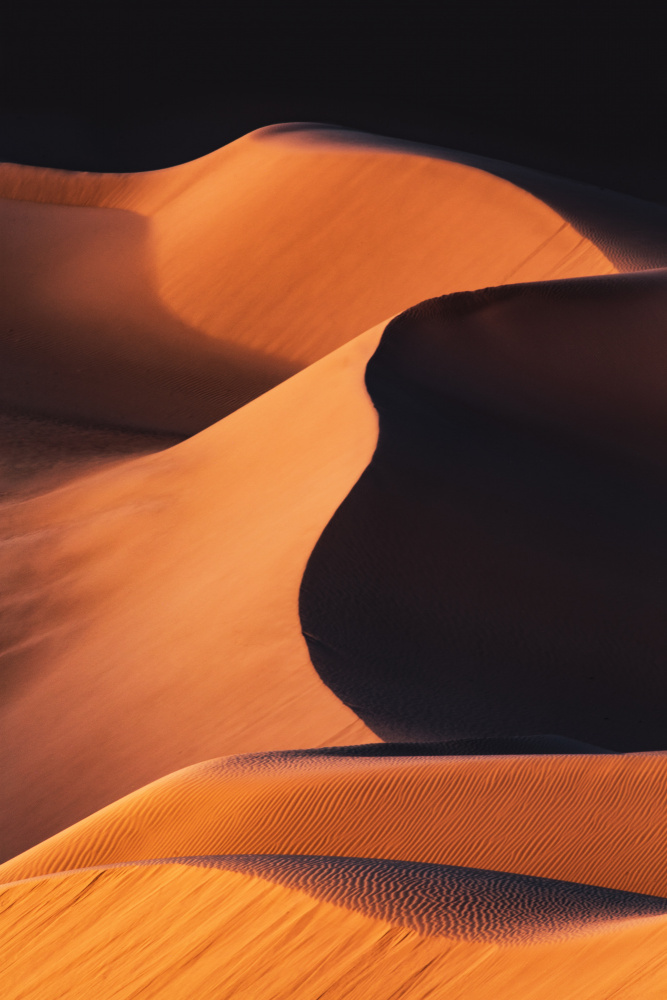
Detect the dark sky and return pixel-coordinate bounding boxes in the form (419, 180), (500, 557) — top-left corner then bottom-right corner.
(1, 2), (663, 202)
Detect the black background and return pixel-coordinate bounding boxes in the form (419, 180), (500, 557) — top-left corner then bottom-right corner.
(1, 2), (664, 202)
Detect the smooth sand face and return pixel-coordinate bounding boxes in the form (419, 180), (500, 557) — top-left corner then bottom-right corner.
(0, 125), (617, 862)
(301, 271), (667, 750)
(4, 124), (666, 998)
(0, 328), (383, 863)
(0, 124), (614, 433)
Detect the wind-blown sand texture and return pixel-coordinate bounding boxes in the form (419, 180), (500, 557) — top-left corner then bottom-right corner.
(2, 123), (667, 997)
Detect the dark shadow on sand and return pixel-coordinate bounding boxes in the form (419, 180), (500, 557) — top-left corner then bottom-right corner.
(300, 272), (667, 751)
(160, 853), (667, 943)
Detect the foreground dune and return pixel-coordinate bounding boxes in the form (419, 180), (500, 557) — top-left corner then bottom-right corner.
(4, 125), (667, 997)
(5, 860), (667, 999)
(4, 746), (667, 998)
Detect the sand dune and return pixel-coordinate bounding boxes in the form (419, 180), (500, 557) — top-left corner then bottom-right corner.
(302, 270), (667, 750)
(0, 328), (382, 863)
(0, 126), (622, 862)
(2, 746), (667, 895)
(5, 744), (667, 995)
(2, 125), (667, 996)
(5, 860), (667, 999)
(0, 124), (615, 434)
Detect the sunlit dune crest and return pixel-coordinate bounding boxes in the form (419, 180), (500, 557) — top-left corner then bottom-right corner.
(0, 125), (619, 862)
(2, 123), (666, 997)
(3, 748), (667, 896)
(0, 123), (614, 433)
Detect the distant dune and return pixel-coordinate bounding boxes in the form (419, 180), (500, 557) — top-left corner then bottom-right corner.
(0, 123), (614, 434)
(2, 124), (666, 997)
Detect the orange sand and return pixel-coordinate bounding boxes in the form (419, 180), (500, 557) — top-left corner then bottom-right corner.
(4, 862), (667, 999)
(3, 124), (663, 998)
(0, 124), (615, 433)
(3, 749), (667, 896)
(0, 328), (382, 862)
(0, 125), (617, 862)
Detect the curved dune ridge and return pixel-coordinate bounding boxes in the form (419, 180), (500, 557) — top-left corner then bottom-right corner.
(0, 123), (615, 435)
(130, 853), (667, 943)
(0, 124), (623, 862)
(2, 123), (667, 996)
(5, 863), (667, 1000)
(0, 327), (383, 863)
(5, 752), (667, 997)
(7, 853), (667, 945)
(3, 746), (667, 898)
(301, 269), (667, 750)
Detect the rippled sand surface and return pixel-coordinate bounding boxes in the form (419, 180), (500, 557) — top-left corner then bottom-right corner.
(2, 124), (666, 997)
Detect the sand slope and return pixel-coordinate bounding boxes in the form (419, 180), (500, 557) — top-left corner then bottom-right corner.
(3, 126), (667, 997)
(0, 127), (621, 861)
(3, 746), (667, 896)
(5, 860), (667, 1000)
(0, 328), (382, 863)
(0, 124), (615, 433)
(4, 749), (667, 998)
(301, 270), (667, 750)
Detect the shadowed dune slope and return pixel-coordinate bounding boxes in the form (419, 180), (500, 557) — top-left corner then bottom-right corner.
(149, 853), (667, 943)
(301, 270), (667, 751)
(0, 124), (615, 433)
(5, 861), (667, 1000)
(0, 128), (623, 862)
(3, 131), (667, 997)
(4, 748), (667, 898)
